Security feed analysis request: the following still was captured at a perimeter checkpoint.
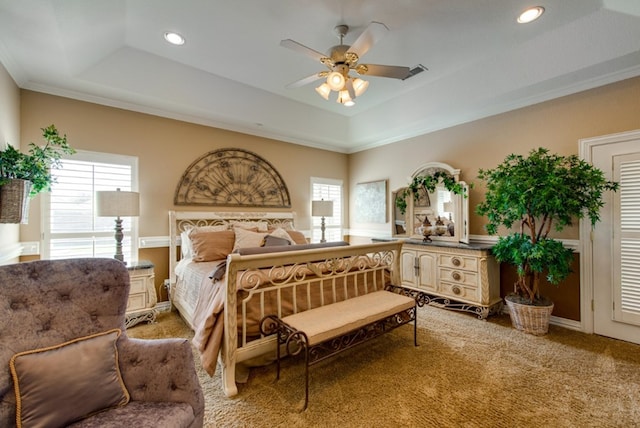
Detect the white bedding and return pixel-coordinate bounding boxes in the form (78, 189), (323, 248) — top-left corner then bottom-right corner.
(172, 258), (223, 329)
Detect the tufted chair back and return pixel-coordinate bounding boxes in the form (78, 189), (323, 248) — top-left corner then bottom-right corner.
(0, 258), (204, 427)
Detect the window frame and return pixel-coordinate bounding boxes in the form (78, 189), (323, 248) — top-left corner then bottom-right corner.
(40, 150), (139, 261)
(310, 177), (343, 243)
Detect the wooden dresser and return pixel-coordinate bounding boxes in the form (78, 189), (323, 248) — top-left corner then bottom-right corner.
(400, 239), (501, 319)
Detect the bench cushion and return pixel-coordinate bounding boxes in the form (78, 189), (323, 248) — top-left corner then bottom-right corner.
(281, 290), (415, 346)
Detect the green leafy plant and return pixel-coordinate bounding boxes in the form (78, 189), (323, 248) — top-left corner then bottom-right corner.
(0, 125), (74, 197)
(476, 147), (618, 305)
(395, 171), (466, 215)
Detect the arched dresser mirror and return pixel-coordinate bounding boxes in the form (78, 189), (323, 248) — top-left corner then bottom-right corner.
(392, 162), (469, 243)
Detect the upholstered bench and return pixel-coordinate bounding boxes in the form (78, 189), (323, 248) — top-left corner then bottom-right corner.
(261, 289), (417, 410)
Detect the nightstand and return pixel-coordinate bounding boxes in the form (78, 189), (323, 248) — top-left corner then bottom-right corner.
(126, 260), (157, 328)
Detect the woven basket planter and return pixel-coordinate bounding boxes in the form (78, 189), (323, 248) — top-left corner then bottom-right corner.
(505, 295), (554, 336)
(0, 179), (32, 224)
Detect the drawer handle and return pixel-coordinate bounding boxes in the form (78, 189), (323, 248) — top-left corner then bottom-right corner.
(452, 271), (462, 281)
(452, 285), (462, 295)
(451, 257), (461, 267)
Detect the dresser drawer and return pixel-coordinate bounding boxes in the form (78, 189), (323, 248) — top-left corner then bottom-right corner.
(439, 281), (479, 301)
(439, 254), (478, 272)
(439, 267), (478, 287)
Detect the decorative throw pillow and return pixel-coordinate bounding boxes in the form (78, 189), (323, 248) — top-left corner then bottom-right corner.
(233, 227), (268, 251)
(265, 227), (295, 245)
(10, 329), (129, 428)
(263, 235), (292, 247)
(286, 230), (309, 245)
(189, 229), (235, 262)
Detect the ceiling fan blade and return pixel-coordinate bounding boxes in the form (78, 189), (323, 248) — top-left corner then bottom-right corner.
(358, 64), (411, 80)
(345, 79), (356, 99)
(280, 39), (327, 62)
(348, 21), (389, 58)
(285, 73), (325, 89)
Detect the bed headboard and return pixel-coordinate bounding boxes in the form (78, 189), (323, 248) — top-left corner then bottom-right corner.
(168, 210), (297, 283)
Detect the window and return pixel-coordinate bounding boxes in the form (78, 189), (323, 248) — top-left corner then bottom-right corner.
(41, 151), (138, 261)
(311, 177), (343, 243)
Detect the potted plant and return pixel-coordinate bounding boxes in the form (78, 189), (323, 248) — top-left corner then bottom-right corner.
(0, 125), (74, 223)
(476, 147), (618, 335)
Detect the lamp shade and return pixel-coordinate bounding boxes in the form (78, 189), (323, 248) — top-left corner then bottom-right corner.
(96, 189), (140, 217)
(311, 200), (333, 217)
(315, 83), (331, 100)
(326, 71), (345, 91)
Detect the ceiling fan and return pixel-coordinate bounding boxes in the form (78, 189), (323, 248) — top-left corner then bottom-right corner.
(281, 21), (413, 106)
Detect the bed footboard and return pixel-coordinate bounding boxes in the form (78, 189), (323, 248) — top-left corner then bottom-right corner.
(219, 240), (403, 397)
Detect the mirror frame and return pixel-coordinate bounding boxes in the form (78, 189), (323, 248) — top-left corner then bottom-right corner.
(392, 162), (469, 243)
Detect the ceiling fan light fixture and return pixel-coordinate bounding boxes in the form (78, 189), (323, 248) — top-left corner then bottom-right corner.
(315, 83), (331, 100)
(326, 71), (346, 91)
(337, 89), (354, 106)
(517, 6), (544, 23)
(352, 78), (369, 97)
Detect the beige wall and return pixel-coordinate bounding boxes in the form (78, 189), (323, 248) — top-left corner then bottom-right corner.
(0, 62), (21, 263)
(349, 76), (640, 239)
(18, 90), (349, 287)
(348, 76), (640, 321)
(19, 91), (349, 239)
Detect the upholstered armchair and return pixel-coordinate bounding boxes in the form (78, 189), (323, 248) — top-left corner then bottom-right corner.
(0, 258), (204, 427)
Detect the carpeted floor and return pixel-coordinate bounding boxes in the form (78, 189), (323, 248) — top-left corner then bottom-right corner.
(128, 306), (640, 428)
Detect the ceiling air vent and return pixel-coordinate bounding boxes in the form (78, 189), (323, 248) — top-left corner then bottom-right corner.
(403, 64), (428, 80)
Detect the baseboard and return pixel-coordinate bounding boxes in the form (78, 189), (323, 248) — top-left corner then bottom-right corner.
(155, 301), (171, 312)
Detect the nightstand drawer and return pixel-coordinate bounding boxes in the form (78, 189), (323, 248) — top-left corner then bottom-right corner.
(127, 293), (146, 312)
(129, 277), (146, 294)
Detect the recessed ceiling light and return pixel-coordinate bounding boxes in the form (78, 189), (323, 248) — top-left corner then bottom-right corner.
(164, 31), (185, 45)
(517, 6), (545, 24)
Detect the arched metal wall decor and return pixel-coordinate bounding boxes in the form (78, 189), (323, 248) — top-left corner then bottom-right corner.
(174, 148), (291, 207)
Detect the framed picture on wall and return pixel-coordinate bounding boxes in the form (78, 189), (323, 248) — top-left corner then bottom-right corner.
(355, 179), (387, 223)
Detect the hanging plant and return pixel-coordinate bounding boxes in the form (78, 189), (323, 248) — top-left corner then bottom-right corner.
(0, 125), (75, 197)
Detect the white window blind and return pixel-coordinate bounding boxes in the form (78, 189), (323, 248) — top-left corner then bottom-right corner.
(615, 157), (640, 324)
(41, 151), (138, 261)
(311, 178), (343, 243)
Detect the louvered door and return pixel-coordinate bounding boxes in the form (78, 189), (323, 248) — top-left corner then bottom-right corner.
(613, 154), (640, 325)
(585, 130), (640, 344)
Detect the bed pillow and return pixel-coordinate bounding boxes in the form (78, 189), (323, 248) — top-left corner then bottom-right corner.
(233, 227), (268, 251)
(286, 230), (309, 245)
(230, 220), (269, 232)
(181, 225), (229, 259)
(190, 229), (235, 262)
(10, 329), (129, 428)
(264, 227), (295, 245)
(263, 235), (292, 247)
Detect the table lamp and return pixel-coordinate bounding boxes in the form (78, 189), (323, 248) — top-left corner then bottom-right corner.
(96, 188), (140, 263)
(311, 199), (333, 243)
